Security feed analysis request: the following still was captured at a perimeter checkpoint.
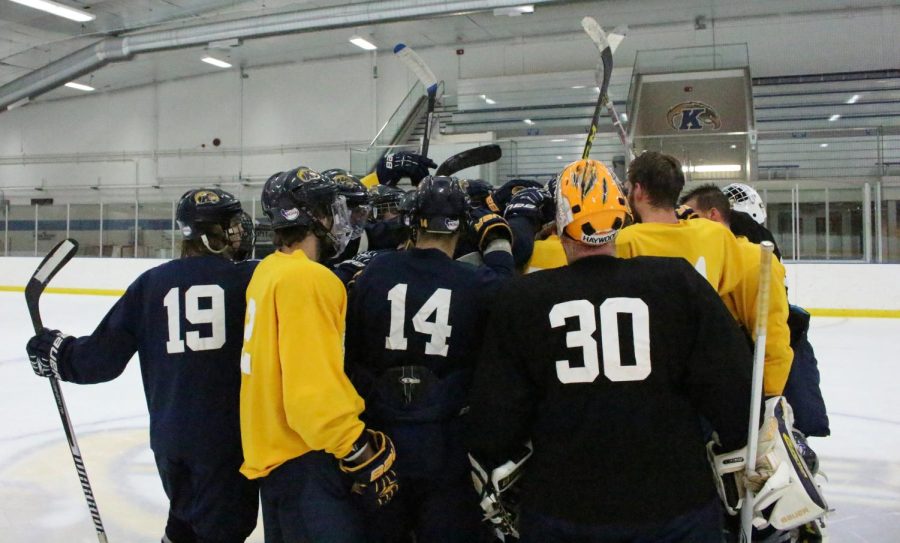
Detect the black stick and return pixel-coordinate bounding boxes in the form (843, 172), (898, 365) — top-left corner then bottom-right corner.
(435, 144), (503, 177)
(25, 239), (109, 543)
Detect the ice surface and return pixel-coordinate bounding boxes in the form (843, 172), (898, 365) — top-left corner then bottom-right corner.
(1, 292), (898, 541)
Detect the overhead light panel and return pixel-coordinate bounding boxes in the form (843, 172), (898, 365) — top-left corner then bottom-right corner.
(201, 56), (232, 68)
(485, 98), (496, 105)
(494, 5), (534, 16)
(349, 36), (377, 50)
(64, 81), (95, 91)
(683, 164), (742, 173)
(846, 94), (860, 104)
(571, 85), (586, 89)
(9, 0), (95, 22)
(556, 155), (563, 160)
(523, 119), (535, 125)
(551, 138), (567, 142)
(620, 113), (628, 122)
(828, 114), (841, 122)
(820, 143), (829, 148)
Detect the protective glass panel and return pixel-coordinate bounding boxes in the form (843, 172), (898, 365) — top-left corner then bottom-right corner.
(69, 204), (101, 257)
(102, 203), (136, 258)
(36, 204), (68, 256)
(763, 189), (794, 261)
(826, 187), (864, 260)
(139, 202), (174, 259)
(7, 205), (36, 256)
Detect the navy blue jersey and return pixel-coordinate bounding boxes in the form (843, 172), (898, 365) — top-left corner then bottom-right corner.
(346, 246), (512, 482)
(56, 256), (257, 461)
(346, 248), (512, 381)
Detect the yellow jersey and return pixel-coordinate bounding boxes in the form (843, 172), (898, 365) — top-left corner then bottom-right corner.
(239, 250), (365, 479)
(616, 219), (792, 396)
(724, 237), (793, 396)
(525, 235), (567, 273)
(615, 219), (743, 297)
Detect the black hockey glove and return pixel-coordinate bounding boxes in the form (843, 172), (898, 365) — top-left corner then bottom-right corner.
(487, 179), (545, 214)
(376, 152), (438, 187)
(504, 187), (551, 228)
(26, 328), (71, 380)
(339, 429), (399, 510)
(470, 207), (513, 253)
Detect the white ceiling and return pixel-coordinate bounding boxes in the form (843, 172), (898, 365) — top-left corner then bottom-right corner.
(1, 0), (897, 103)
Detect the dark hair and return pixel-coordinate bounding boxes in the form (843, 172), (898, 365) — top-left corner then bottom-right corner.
(627, 151), (685, 208)
(679, 183), (732, 223)
(272, 224), (312, 248)
(179, 223), (227, 258)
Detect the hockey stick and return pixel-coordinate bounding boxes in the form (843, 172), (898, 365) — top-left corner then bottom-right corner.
(435, 144), (502, 176)
(25, 239), (109, 543)
(740, 240), (775, 543)
(581, 18), (632, 160)
(394, 43), (439, 157)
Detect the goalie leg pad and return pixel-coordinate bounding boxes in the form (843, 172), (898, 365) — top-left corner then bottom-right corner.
(751, 397), (827, 531)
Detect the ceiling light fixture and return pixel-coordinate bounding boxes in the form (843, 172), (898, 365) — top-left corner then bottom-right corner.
(551, 138), (567, 142)
(571, 85), (586, 89)
(620, 113), (628, 122)
(730, 144), (737, 149)
(349, 36), (377, 50)
(64, 81), (95, 91)
(9, 0), (95, 22)
(682, 164), (742, 173)
(846, 94), (860, 104)
(493, 5), (534, 16)
(523, 119), (535, 125)
(201, 56), (232, 68)
(828, 114), (841, 122)
(556, 155), (563, 160)
(484, 98), (496, 105)
(820, 143), (829, 148)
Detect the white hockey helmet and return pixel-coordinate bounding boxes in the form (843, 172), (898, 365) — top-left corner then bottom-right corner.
(723, 183), (766, 225)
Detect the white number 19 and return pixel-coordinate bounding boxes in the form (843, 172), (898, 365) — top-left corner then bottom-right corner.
(163, 285), (226, 354)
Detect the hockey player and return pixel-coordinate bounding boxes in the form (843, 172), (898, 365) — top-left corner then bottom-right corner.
(466, 159), (753, 541)
(681, 184), (829, 439)
(239, 167), (399, 543)
(321, 168), (372, 264)
(26, 188), (259, 543)
(345, 176), (514, 542)
(615, 151), (792, 396)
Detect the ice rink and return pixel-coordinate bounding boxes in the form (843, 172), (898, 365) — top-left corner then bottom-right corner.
(1, 291), (898, 542)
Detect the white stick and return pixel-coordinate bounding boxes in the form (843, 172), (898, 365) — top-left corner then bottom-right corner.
(740, 240), (775, 542)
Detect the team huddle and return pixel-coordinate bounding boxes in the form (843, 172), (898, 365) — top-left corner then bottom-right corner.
(25, 150), (829, 543)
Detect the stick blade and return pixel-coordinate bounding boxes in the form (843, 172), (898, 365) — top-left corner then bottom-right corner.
(435, 144), (502, 176)
(25, 238), (78, 331)
(394, 43), (439, 95)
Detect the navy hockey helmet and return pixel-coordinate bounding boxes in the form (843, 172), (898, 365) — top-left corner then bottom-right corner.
(321, 169), (370, 240)
(412, 176), (468, 234)
(260, 172), (283, 218)
(264, 167), (337, 230)
(369, 184), (406, 221)
(263, 166), (353, 254)
(321, 169), (370, 208)
(176, 188), (243, 240)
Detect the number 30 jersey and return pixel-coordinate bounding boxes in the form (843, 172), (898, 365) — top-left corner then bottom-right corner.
(54, 256), (257, 462)
(466, 254), (752, 525)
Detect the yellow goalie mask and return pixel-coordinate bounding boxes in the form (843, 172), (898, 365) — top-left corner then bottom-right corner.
(555, 159), (632, 245)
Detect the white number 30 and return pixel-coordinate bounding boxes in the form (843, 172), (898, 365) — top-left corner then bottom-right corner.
(549, 298), (651, 384)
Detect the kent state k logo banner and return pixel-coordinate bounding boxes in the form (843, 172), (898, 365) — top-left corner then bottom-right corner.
(666, 101), (722, 131)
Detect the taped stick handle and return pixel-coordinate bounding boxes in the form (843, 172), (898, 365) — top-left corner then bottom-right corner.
(739, 240), (775, 542)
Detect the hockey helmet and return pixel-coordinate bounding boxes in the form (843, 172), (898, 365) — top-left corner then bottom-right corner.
(556, 159), (632, 245)
(260, 172), (283, 218)
(263, 166), (352, 253)
(176, 188), (243, 240)
(723, 183), (767, 225)
(412, 176), (468, 234)
(369, 184), (406, 221)
(321, 169), (370, 208)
